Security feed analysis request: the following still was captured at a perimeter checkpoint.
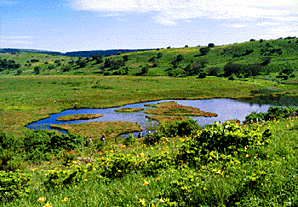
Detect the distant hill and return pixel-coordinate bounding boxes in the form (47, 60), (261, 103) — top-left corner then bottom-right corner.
(0, 48), (153, 57)
(0, 48), (62, 55)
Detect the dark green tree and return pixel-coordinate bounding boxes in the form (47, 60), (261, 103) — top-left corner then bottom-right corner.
(34, 66), (40, 74)
(157, 52), (163, 59)
(208, 43), (215, 47)
(199, 47), (211, 56)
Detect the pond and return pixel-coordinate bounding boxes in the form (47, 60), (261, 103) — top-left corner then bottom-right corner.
(27, 98), (279, 137)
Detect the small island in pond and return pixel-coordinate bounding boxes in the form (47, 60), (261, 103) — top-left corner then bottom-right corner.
(115, 108), (144, 112)
(51, 121), (142, 139)
(56, 114), (103, 121)
(144, 101), (217, 117)
(146, 115), (190, 124)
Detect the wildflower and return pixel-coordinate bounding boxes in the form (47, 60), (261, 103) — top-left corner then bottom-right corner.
(117, 170), (121, 172)
(84, 179), (88, 181)
(139, 199), (145, 206)
(156, 177), (160, 181)
(37, 197), (46, 202)
(246, 154), (249, 158)
(159, 198), (165, 203)
(43, 203), (52, 207)
(143, 180), (149, 186)
(62, 197), (68, 202)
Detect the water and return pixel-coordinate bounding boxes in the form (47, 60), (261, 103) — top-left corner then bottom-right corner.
(27, 98), (277, 137)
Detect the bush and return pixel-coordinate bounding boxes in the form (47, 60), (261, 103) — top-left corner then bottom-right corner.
(144, 119), (200, 145)
(44, 165), (87, 188)
(0, 170), (31, 202)
(200, 47), (211, 56)
(197, 72), (207, 79)
(34, 66), (40, 74)
(124, 134), (136, 146)
(176, 122), (272, 166)
(98, 154), (137, 179)
(23, 130), (86, 163)
(208, 43), (215, 47)
(244, 106), (298, 124)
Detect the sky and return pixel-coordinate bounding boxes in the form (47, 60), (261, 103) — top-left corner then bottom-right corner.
(1, 0), (297, 53)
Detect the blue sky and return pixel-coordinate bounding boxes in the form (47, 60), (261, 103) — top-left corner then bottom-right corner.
(1, 0), (297, 52)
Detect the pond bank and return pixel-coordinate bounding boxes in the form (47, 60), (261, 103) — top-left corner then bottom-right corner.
(27, 98), (277, 138)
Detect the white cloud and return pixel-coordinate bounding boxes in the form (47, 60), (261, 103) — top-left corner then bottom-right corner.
(256, 22), (280, 26)
(231, 24), (247, 28)
(1, 36), (35, 39)
(70, 0), (297, 24)
(0, 1), (18, 5)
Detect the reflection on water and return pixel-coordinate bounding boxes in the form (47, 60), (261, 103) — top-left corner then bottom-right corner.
(27, 98), (276, 136)
(238, 96), (298, 107)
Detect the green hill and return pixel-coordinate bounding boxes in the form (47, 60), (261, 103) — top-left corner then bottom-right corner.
(1, 37), (298, 81)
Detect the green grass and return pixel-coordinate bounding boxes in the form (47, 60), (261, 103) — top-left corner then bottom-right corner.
(1, 37), (298, 206)
(1, 38), (298, 80)
(2, 118), (298, 206)
(56, 114), (103, 121)
(1, 75), (292, 136)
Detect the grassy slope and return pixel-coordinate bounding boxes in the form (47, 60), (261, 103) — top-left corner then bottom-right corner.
(1, 38), (298, 78)
(3, 118), (298, 206)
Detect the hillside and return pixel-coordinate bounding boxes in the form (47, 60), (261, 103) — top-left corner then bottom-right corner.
(1, 37), (298, 82)
(0, 48), (152, 57)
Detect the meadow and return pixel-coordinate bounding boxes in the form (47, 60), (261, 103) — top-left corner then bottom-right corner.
(1, 37), (298, 206)
(2, 75), (294, 136)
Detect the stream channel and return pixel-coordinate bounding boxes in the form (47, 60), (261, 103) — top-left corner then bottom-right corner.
(27, 97), (298, 137)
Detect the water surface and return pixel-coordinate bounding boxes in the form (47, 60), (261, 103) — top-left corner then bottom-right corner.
(27, 98), (274, 136)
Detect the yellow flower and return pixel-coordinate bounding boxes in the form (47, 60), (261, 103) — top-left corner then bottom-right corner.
(156, 177), (160, 181)
(143, 180), (149, 186)
(84, 179), (88, 181)
(139, 199), (145, 206)
(159, 198), (165, 203)
(117, 170), (121, 172)
(37, 197), (46, 202)
(43, 203), (52, 207)
(246, 154), (249, 158)
(62, 197), (68, 202)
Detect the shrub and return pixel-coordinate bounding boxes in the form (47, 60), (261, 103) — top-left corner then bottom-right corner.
(124, 134), (137, 146)
(98, 154), (137, 179)
(200, 47), (211, 56)
(138, 153), (173, 176)
(34, 66), (40, 74)
(208, 43), (215, 47)
(176, 122), (272, 166)
(23, 130), (86, 163)
(244, 106), (298, 123)
(0, 170), (31, 202)
(144, 119), (200, 145)
(197, 72), (207, 79)
(44, 165), (87, 188)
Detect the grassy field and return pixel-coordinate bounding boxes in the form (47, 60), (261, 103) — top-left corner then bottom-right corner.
(1, 37), (298, 206)
(1, 75), (296, 136)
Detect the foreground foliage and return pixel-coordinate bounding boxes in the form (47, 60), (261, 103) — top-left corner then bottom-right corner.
(2, 109), (298, 206)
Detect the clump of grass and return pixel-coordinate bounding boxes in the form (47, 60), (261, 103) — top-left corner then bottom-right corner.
(56, 114), (103, 121)
(51, 121), (142, 139)
(144, 101), (217, 117)
(115, 108), (143, 112)
(146, 115), (190, 124)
